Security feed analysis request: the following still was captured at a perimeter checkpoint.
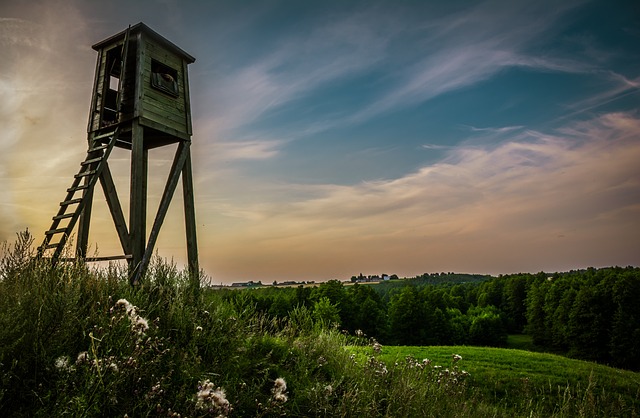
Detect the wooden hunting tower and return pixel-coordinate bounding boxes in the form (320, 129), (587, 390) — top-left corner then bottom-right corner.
(39, 23), (198, 284)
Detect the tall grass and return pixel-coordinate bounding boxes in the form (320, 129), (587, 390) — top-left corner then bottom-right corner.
(0, 231), (638, 417)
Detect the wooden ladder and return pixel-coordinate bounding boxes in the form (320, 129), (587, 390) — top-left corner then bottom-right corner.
(38, 26), (131, 264)
(38, 129), (121, 262)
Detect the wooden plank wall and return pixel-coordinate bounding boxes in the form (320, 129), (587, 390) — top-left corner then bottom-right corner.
(140, 37), (189, 135)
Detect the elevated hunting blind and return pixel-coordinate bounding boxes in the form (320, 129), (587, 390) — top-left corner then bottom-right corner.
(89, 22), (195, 144)
(39, 23), (198, 284)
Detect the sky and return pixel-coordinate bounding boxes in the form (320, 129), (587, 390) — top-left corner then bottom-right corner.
(1, 0), (639, 284)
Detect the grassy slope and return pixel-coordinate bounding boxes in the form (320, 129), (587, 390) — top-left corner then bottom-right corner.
(0, 233), (637, 417)
(378, 345), (640, 413)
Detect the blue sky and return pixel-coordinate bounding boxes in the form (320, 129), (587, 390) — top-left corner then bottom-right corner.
(1, 0), (639, 283)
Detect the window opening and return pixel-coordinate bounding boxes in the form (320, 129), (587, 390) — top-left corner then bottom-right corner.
(151, 59), (179, 97)
(102, 46), (122, 126)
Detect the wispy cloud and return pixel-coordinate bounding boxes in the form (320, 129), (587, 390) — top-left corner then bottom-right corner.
(205, 111), (640, 278)
(345, 1), (587, 126)
(196, 8), (392, 139)
(197, 0), (595, 148)
(465, 125), (525, 134)
(557, 72), (640, 121)
(214, 139), (285, 160)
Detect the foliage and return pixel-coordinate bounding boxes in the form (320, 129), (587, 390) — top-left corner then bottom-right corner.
(203, 266), (640, 370)
(1, 231), (639, 416)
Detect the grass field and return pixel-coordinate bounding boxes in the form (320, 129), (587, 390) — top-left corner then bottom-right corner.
(1, 235), (638, 417)
(369, 344), (640, 416)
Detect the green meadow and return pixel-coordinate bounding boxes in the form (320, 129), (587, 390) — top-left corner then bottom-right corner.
(0, 234), (638, 417)
(373, 345), (640, 416)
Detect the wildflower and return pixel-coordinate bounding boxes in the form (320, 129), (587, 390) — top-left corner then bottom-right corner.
(195, 325), (203, 332)
(372, 341), (382, 354)
(272, 377), (288, 403)
(76, 351), (89, 365)
(132, 316), (149, 334)
(112, 300), (150, 335)
(422, 358), (431, 366)
(452, 354), (462, 363)
(324, 385), (333, 396)
(54, 356), (70, 371)
(317, 356), (327, 366)
(355, 329), (364, 337)
(114, 298), (135, 315)
(196, 379), (231, 416)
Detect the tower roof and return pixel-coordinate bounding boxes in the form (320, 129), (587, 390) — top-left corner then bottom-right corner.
(92, 22), (195, 64)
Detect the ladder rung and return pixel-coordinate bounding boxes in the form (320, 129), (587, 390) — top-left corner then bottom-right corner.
(67, 184), (89, 193)
(53, 213), (74, 220)
(84, 254), (133, 262)
(61, 198), (82, 206)
(94, 130), (117, 140)
(81, 157), (103, 166)
(45, 228), (67, 235)
(75, 170), (97, 178)
(89, 144), (109, 152)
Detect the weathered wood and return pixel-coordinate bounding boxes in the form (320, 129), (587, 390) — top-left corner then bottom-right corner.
(129, 120), (147, 282)
(39, 129), (121, 261)
(61, 198), (83, 206)
(182, 59), (193, 135)
(75, 170), (97, 178)
(84, 254), (133, 262)
(87, 48), (103, 133)
(99, 163), (131, 256)
(67, 184), (90, 192)
(182, 143), (198, 276)
(81, 157), (104, 166)
(76, 184), (94, 257)
(135, 140), (189, 284)
(43, 23), (197, 285)
(138, 117), (190, 142)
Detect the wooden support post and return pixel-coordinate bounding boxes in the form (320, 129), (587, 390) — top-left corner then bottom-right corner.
(99, 163), (131, 256)
(182, 144), (199, 278)
(134, 141), (189, 284)
(76, 184), (93, 258)
(129, 120), (147, 283)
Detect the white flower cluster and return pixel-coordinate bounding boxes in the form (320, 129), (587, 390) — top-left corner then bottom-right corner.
(113, 299), (149, 334)
(272, 377), (288, 403)
(196, 379), (231, 417)
(54, 355), (72, 372)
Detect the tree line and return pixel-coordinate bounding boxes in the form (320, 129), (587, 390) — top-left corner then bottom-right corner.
(210, 266), (640, 370)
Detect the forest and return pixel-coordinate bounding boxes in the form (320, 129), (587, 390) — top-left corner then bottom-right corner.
(216, 267), (640, 371)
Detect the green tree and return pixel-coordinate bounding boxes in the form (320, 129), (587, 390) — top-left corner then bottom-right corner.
(525, 277), (548, 345)
(502, 275), (529, 333)
(608, 269), (640, 370)
(387, 286), (426, 345)
(312, 297), (341, 327)
(468, 306), (507, 347)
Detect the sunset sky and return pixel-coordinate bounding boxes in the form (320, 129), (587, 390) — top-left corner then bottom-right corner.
(1, 0), (639, 284)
